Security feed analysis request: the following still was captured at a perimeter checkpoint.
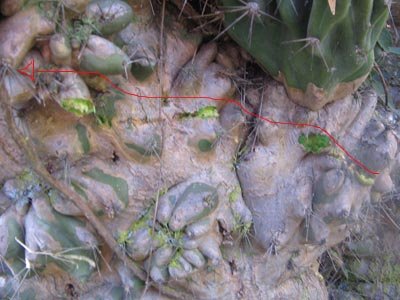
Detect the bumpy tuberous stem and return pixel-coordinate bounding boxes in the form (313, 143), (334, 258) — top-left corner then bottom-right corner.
(2, 101), (185, 299)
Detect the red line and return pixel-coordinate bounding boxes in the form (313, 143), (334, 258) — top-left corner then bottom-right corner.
(36, 68), (380, 175)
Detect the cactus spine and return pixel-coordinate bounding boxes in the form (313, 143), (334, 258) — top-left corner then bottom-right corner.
(221, 0), (389, 110)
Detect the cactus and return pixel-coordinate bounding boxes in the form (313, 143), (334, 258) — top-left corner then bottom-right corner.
(24, 196), (99, 281)
(80, 35), (129, 75)
(86, 0), (133, 36)
(221, 0), (390, 110)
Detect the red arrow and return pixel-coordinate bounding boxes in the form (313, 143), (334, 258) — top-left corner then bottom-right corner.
(18, 58), (35, 82)
(15, 59), (379, 175)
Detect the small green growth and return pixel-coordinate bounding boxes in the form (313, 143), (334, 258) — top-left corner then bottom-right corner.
(195, 106), (219, 119)
(355, 170), (375, 186)
(75, 123), (90, 154)
(229, 186), (242, 204)
(155, 223), (185, 249)
(129, 209), (152, 232)
(231, 144), (248, 171)
(180, 106), (219, 119)
(298, 133), (330, 154)
(66, 16), (100, 45)
(169, 251), (183, 270)
(233, 213), (252, 237)
(154, 230), (169, 247)
(117, 230), (131, 246)
(18, 169), (39, 186)
(61, 98), (96, 117)
(171, 230), (184, 248)
(157, 187), (169, 197)
(197, 139), (214, 152)
(129, 218), (148, 232)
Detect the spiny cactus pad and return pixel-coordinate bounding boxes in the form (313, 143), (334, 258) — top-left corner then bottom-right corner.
(221, 0), (389, 110)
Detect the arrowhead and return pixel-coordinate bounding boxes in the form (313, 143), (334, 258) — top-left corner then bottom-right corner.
(17, 59), (35, 82)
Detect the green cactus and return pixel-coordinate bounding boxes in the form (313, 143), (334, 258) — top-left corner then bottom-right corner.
(86, 0), (134, 36)
(0, 210), (26, 276)
(221, 0), (390, 110)
(25, 196), (98, 281)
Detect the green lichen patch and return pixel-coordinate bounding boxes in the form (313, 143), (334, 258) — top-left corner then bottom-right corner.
(229, 186), (241, 204)
(154, 229), (169, 248)
(170, 229), (184, 249)
(195, 106), (219, 119)
(129, 210), (152, 232)
(298, 133), (330, 154)
(169, 250), (183, 270)
(75, 123), (90, 154)
(355, 170), (375, 186)
(179, 106), (219, 119)
(61, 98), (96, 117)
(83, 168), (129, 208)
(232, 212), (252, 237)
(117, 230), (131, 246)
